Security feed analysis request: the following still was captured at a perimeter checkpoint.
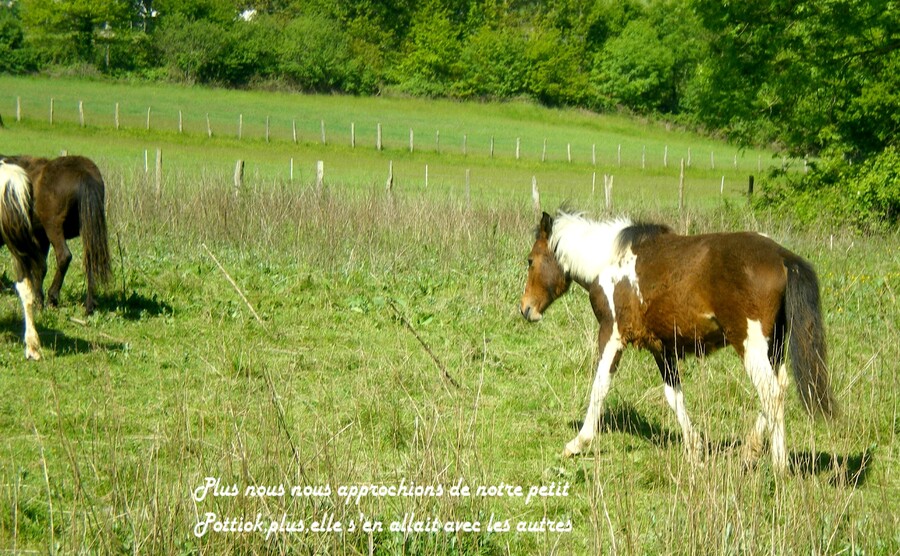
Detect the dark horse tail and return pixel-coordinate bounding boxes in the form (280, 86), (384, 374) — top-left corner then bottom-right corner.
(0, 162), (44, 284)
(79, 167), (112, 286)
(784, 256), (837, 419)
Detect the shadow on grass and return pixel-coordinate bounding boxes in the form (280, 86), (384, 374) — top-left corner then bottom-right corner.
(96, 291), (174, 321)
(0, 314), (127, 357)
(2, 272), (173, 321)
(569, 402), (874, 488)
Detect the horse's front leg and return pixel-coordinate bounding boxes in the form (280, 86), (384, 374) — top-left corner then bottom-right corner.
(563, 319), (623, 457)
(15, 277), (41, 360)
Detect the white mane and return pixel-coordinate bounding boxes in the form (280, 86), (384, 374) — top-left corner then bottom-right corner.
(549, 212), (632, 284)
(0, 162), (34, 229)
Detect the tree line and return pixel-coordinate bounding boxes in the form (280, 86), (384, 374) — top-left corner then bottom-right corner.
(1, 0), (898, 226)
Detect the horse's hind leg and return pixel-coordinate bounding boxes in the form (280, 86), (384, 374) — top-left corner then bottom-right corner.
(563, 320), (623, 457)
(741, 319), (788, 472)
(654, 351), (703, 463)
(46, 229), (72, 308)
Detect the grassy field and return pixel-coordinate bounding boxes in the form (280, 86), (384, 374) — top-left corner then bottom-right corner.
(0, 77), (897, 554)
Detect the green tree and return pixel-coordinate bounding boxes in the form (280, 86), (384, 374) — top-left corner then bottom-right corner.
(20, 0), (133, 65)
(593, 18), (674, 112)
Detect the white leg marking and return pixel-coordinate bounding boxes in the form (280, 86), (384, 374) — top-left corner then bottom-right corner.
(743, 319), (786, 471)
(16, 278), (41, 361)
(564, 323), (622, 457)
(664, 383), (702, 461)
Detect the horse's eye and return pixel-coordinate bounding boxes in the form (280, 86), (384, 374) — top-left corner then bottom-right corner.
(527, 258), (533, 268)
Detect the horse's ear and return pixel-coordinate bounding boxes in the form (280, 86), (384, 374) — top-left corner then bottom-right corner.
(539, 211), (553, 239)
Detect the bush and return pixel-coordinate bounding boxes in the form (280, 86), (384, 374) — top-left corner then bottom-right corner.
(759, 147), (900, 232)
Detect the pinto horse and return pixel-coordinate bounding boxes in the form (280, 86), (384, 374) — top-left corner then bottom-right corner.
(0, 155), (111, 314)
(519, 212), (836, 472)
(0, 161), (47, 359)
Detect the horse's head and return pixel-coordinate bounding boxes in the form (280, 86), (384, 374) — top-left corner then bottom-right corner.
(520, 212), (570, 322)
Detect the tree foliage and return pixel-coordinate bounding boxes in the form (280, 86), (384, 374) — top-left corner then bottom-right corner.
(2, 0), (898, 224)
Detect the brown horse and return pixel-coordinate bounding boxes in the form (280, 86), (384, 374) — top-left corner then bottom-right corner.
(0, 155), (111, 314)
(0, 161), (47, 359)
(519, 211), (836, 472)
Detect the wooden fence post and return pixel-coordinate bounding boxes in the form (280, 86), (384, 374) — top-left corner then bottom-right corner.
(233, 160), (244, 195)
(265, 116), (270, 143)
(79, 100), (85, 127)
(50, 98), (54, 125)
(490, 136), (494, 159)
(290, 158), (294, 182)
(179, 110), (184, 134)
(292, 119), (297, 143)
(316, 161), (324, 191)
(516, 138), (520, 160)
(320, 120), (326, 145)
(604, 175), (613, 211)
(115, 103), (120, 130)
(641, 145), (646, 170)
(542, 139), (547, 163)
(462, 134), (467, 156)
(664, 145), (669, 168)
(155, 148), (163, 198)
(592, 143), (596, 166)
(567, 143), (572, 163)
(435, 130), (441, 153)
(377, 123), (382, 151)
(531, 176), (540, 215)
(425, 164), (429, 188)
(238, 114), (243, 139)
(386, 160), (394, 191)
(351, 122), (355, 148)
(617, 144), (621, 167)
(146, 107), (151, 130)
(207, 114), (212, 138)
(409, 128), (414, 153)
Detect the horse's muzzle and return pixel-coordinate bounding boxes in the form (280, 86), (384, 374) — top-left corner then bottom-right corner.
(520, 304), (542, 322)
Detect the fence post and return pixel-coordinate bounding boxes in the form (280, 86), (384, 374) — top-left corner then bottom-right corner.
(516, 137), (520, 160)
(592, 143), (596, 166)
(531, 176), (540, 215)
(377, 123), (382, 151)
(664, 145), (669, 168)
(409, 128), (414, 153)
(147, 107), (151, 130)
(542, 139), (547, 163)
(641, 145), (646, 170)
(115, 103), (120, 130)
(50, 98), (54, 125)
(425, 164), (429, 188)
(567, 143), (572, 163)
(155, 148), (163, 198)
(79, 100), (85, 127)
(238, 114), (243, 139)
(435, 130), (440, 153)
(292, 119), (297, 143)
(386, 160), (394, 191)
(290, 158), (294, 182)
(605, 175), (613, 211)
(207, 113), (212, 138)
(179, 110), (184, 134)
(320, 120), (326, 145)
(490, 136), (494, 159)
(234, 160), (244, 195)
(351, 122), (355, 148)
(592, 172), (596, 196)
(465, 169), (470, 204)
(265, 116), (270, 143)
(617, 144), (621, 167)
(462, 134), (467, 156)
(316, 161), (324, 191)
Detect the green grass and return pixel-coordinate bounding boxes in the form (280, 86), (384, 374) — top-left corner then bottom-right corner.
(0, 76), (897, 554)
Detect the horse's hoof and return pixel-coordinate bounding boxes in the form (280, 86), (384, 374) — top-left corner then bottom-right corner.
(562, 440), (582, 458)
(25, 348), (41, 361)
